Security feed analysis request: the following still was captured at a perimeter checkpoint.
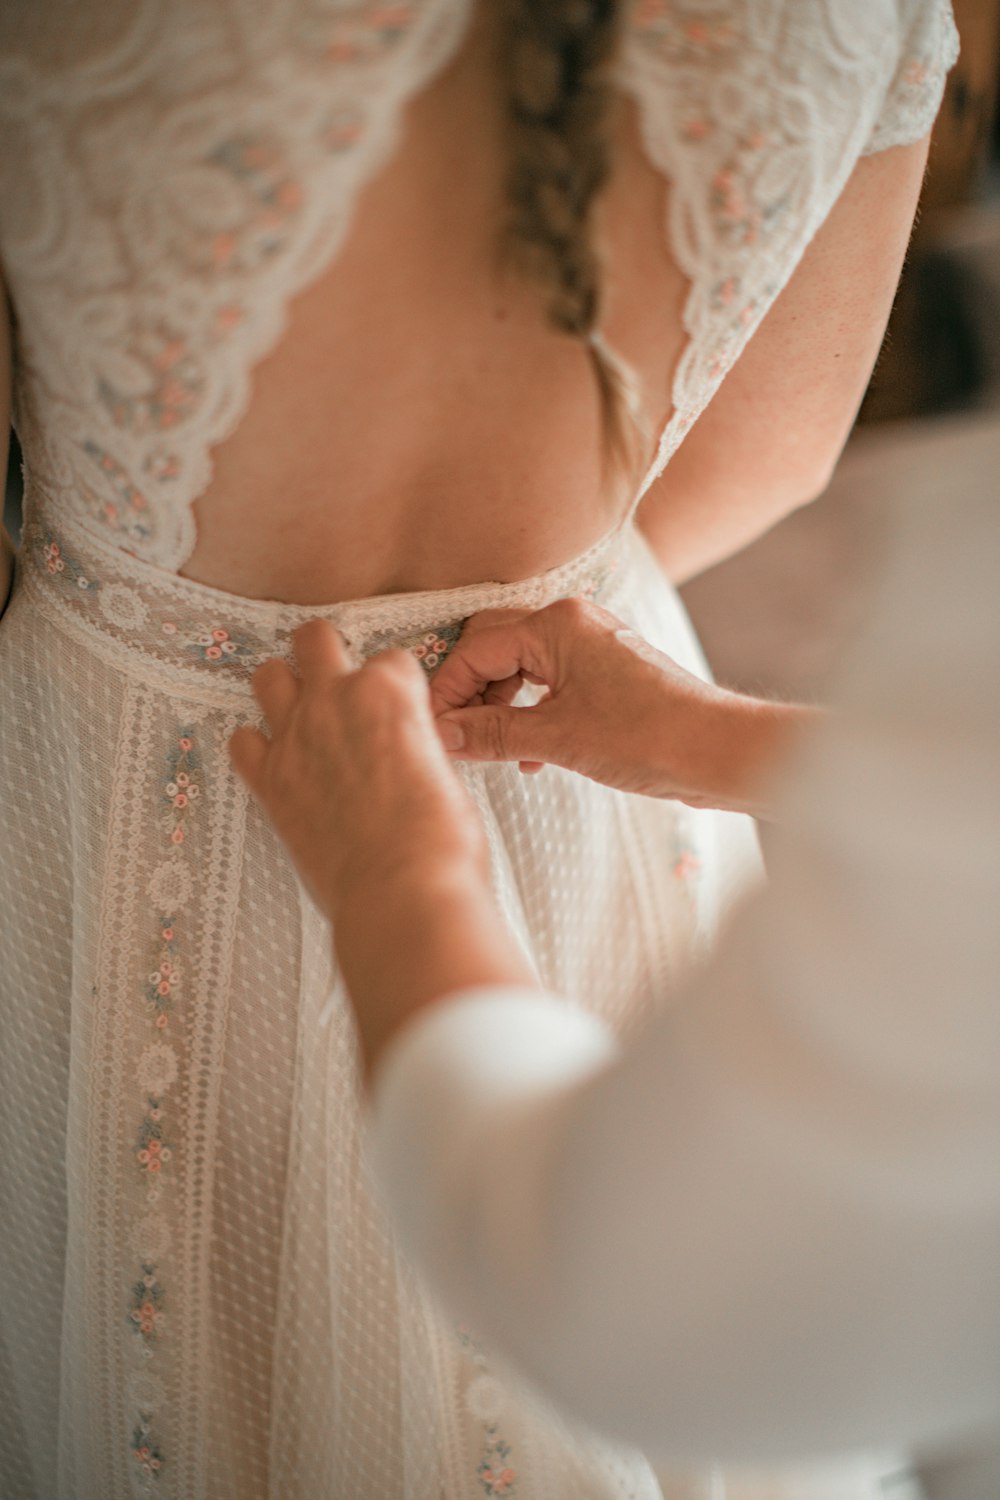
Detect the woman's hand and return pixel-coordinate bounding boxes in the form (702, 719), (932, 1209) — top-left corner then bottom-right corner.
(431, 599), (814, 820)
(230, 619), (484, 919)
(229, 620), (535, 1077)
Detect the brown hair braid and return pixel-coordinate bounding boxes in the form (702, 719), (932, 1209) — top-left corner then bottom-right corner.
(498, 0), (641, 475)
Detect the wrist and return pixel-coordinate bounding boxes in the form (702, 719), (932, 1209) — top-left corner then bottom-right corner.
(331, 853), (486, 937)
(667, 689), (817, 820)
(332, 857), (535, 1081)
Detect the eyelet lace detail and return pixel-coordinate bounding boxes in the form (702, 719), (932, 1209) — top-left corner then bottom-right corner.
(22, 489), (624, 701)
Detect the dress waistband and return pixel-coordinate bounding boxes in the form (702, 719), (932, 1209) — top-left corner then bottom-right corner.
(20, 489), (624, 700)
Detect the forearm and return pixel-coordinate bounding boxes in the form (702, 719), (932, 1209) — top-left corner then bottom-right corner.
(333, 863), (537, 1079)
(434, 600), (823, 814)
(671, 692), (824, 821)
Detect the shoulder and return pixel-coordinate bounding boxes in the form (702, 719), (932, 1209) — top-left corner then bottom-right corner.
(621, 0), (958, 152)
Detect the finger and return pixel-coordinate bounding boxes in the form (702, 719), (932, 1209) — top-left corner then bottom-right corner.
(292, 619), (352, 688)
(430, 618), (552, 714)
(251, 659), (299, 734)
(228, 726), (270, 796)
(459, 605), (535, 639)
(435, 704), (554, 766)
(482, 674), (523, 708)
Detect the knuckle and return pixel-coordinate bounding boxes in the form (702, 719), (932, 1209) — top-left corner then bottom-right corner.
(548, 594), (593, 624)
(397, 651), (427, 686)
(482, 710), (511, 761)
(545, 595), (592, 630)
(354, 652), (425, 715)
(372, 648), (421, 686)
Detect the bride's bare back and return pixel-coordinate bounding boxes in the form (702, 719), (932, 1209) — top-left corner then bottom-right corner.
(184, 7), (687, 604)
(0, 0), (936, 610)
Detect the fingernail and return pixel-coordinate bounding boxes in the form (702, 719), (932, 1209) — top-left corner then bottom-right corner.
(438, 718), (464, 750)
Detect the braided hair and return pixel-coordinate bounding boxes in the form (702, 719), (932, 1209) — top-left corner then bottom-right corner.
(498, 0), (642, 476)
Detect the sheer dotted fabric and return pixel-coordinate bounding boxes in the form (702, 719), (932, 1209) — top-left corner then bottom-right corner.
(0, 3), (956, 1498)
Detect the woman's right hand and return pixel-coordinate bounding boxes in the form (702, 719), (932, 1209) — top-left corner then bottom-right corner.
(430, 599), (812, 819)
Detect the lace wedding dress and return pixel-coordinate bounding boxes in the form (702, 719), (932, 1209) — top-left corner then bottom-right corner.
(0, 3), (956, 1498)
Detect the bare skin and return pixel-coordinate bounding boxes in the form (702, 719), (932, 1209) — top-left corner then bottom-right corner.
(165, 5), (929, 603)
(429, 598), (819, 817)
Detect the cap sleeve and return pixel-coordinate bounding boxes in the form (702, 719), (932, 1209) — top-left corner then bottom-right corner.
(863, 0), (960, 154)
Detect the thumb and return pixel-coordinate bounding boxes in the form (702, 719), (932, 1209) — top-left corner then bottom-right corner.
(436, 703), (554, 767)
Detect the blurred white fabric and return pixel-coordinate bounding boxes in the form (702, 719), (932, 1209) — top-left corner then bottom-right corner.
(371, 417), (1000, 1496)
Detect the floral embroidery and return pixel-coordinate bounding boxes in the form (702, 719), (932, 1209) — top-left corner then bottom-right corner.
(321, 105), (365, 152)
(147, 923), (181, 1020)
(98, 335), (205, 438)
(902, 59), (929, 88)
(185, 626), (258, 666)
(575, 560), (616, 601)
(478, 1434), (517, 1498)
(670, 813), (703, 938)
(366, 622), (464, 675)
(31, 525), (622, 699)
(457, 1325), (519, 1498)
(143, 449), (183, 484)
(135, 1099), (173, 1176)
(131, 1419), (165, 1481)
(128, 1265), (166, 1343)
(322, 3), (416, 65)
(161, 732), (202, 844)
(710, 149), (792, 251)
(41, 537), (98, 594)
(124, 725), (205, 1482)
(364, 567), (618, 677)
(80, 441), (153, 543)
(634, 3), (736, 56)
(207, 138), (303, 272)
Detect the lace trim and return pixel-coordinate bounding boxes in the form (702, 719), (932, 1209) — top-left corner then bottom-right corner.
(4, 0), (473, 570)
(1, 1), (957, 563)
(21, 485), (624, 700)
(620, 0), (950, 503)
(862, 0), (960, 154)
(125, 723), (203, 1494)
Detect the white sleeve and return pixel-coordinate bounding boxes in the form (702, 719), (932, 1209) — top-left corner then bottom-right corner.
(862, 0), (960, 155)
(368, 472), (1000, 1466)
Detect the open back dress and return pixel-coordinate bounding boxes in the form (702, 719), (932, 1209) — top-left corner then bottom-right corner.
(0, 2), (956, 1497)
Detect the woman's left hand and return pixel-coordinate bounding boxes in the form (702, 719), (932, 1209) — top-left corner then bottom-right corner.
(229, 620), (534, 1076)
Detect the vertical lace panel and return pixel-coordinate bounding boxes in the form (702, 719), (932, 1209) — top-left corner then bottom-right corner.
(78, 684), (248, 1496)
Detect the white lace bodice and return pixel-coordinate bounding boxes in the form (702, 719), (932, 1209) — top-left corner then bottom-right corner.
(0, 0), (957, 575)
